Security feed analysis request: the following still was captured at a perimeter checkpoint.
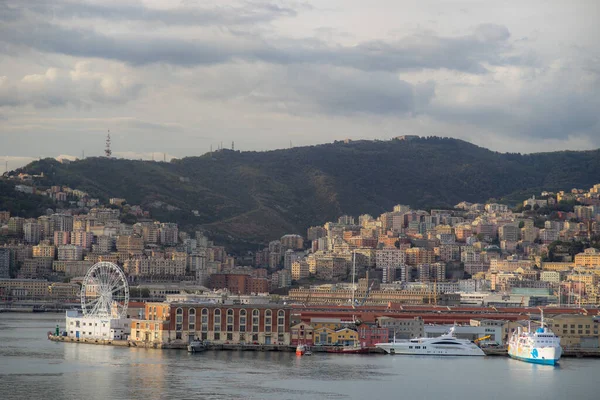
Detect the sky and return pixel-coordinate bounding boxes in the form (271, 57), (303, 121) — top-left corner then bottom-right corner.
(1, 0), (599, 171)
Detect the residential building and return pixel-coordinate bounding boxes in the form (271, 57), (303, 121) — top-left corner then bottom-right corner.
(0, 278), (49, 298)
(23, 221), (41, 244)
(575, 248), (600, 268)
(375, 249), (406, 269)
(0, 248), (10, 278)
(159, 223), (179, 246)
(116, 235), (144, 256)
(7, 217), (24, 236)
(280, 234), (304, 250)
(291, 260), (310, 280)
(307, 226), (327, 241)
(58, 245), (84, 261)
(405, 248), (435, 266)
(71, 230), (94, 250)
(52, 214), (73, 232)
(498, 224), (520, 242)
(32, 243), (56, 259)
(54, 231), (71, 246)
(20, 258), (53, 279)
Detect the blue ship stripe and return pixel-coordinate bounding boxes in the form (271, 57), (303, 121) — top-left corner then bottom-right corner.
(509, 354), (558, 366)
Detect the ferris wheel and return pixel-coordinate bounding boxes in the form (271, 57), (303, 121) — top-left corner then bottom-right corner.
(81, 262), (129, 318)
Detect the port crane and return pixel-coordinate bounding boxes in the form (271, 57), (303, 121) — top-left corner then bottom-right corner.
(474, 335), (491, 344)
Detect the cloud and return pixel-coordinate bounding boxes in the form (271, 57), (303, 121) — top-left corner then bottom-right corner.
(426, 60), (600, 142)
(0, 0), (299, 26)
(0, 2), (517, 73)
(0, 61), (143, 108)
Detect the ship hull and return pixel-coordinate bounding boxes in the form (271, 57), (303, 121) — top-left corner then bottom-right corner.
(507, 346), (561, 366)
(376, 343), (485, 356)
(508, 353), (558, 366)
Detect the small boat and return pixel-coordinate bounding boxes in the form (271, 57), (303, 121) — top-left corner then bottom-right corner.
(187, 340), (207, 353)
(507, 310), (562, 365)
(375, 325), (485, 356)
(296, 344), (306, 356)
(326, 343), (369, 354)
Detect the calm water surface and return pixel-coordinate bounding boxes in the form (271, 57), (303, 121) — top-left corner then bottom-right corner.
(0, 313), (598, 400)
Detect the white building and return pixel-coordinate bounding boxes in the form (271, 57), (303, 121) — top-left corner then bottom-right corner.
(65, 310), (132, 340)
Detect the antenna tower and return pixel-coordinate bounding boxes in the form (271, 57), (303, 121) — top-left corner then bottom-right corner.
(232, 141), (234, 151)
(105, 130), (112, 157)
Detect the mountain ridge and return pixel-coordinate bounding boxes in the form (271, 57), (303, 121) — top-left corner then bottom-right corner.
(9, 137), (600, 249)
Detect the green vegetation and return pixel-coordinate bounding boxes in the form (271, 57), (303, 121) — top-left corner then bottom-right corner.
(0, 180), (56, 217)
(545, 241), (587, 262)
(9, 137), (600, 249)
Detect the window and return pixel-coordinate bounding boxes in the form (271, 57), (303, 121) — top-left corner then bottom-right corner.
(176, 308), (183, 324)
(226, 309), (234, 332)
(214, 332), (220, 340)
(277, 310), (285, 334)
(240, 309), (247, 333)
(252, 309), (260, 333)
(264, 310), (272, 333)
(201, 308), (209, 333)
(189, 308), (196, 331)
(214, 309), (221, 332)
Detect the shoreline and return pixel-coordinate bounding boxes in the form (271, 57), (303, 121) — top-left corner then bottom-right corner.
(47, 336), (600, 357)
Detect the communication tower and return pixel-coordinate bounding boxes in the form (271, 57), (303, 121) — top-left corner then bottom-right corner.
(105, 130), (112, 157)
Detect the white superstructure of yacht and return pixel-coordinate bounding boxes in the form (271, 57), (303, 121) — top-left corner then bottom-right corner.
(376, 326), (485, 356)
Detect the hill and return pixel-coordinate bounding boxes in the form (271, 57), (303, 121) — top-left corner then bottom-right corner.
(11, 137), (600, 249)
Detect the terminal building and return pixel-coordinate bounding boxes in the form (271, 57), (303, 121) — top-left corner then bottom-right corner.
(130, 302), (292, 347)
(65, 309), (132, 340)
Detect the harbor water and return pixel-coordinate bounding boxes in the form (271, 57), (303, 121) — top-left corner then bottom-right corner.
(1, 313), (598, 400)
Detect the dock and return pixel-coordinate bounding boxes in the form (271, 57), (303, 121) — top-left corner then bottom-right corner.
(482, 346), (600, 358)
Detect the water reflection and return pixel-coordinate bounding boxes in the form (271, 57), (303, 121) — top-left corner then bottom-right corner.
(1, 314), (599, 400)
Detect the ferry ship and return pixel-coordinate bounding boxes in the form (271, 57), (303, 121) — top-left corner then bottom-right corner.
(375, 326), (485, 356)
(507, 311), (562, 366)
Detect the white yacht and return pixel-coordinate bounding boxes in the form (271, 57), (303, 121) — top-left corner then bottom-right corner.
(376, 326), (485, 356)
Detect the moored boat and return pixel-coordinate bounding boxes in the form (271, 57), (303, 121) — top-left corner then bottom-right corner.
(507, 310), (562, 366)
(326, 343), (370, 354)
(187, 340), (207, 353)
(375, 326), (485, 356)
(296, 344), (307, 356)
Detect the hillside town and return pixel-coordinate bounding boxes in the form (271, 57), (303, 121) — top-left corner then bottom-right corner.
(2, 175), (600, 352)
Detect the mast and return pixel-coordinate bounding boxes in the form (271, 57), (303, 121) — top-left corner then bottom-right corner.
(351, 250), (356, 306)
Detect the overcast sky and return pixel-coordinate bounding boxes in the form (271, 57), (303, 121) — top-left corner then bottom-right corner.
(1, 0), (599, 170)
